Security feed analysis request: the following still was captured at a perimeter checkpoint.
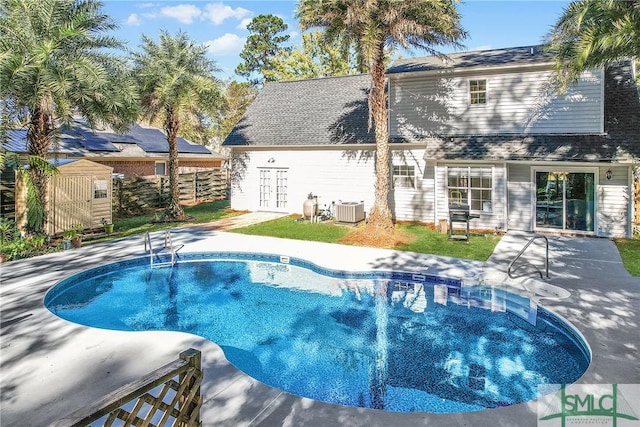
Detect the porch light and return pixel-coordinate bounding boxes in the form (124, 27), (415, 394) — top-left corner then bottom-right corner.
(606, 169), (612, 180)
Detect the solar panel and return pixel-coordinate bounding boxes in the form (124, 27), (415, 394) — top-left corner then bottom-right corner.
(129, 125), (212, 154)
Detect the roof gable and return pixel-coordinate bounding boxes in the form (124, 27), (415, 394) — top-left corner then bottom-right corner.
(223, 74), (374, 147)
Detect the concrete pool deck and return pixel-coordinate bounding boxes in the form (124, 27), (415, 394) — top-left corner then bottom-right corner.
(1, 221), (639, 426)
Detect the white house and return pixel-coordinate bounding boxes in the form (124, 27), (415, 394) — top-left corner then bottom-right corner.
(223, 46), (639, 238)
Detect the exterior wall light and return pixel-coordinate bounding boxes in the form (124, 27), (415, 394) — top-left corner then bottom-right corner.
(606, 169), (612, 180)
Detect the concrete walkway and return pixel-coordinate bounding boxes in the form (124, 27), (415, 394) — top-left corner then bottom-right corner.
(1, 219), (638, 426)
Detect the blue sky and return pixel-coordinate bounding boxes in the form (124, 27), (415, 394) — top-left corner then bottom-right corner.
(103, 1), (572, 81)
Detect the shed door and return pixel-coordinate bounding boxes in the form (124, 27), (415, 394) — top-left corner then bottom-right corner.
(50, 175), (93, 234)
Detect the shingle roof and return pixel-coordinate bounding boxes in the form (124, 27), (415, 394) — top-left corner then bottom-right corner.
(415, 62), (640, 162)
(223, 46), (639, 163)
(3, 120), (224, 158)
(387, 45), (553, 75)
(223, 74), (374, 147)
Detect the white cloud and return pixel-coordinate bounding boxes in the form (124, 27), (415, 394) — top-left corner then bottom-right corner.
(237, 17), (252, 30)
(125, 13), (141, 26)
(160, 4), (201, 24)
(206, 33), (245, 56)
(203, 3), (251, 25)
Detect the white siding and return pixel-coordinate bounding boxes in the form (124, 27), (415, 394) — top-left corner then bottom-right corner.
(230, 148), (377, 214)
(434, 162), (507, 231)
(231, 148), (437, 223)
(390, 69), (603, 137)
(507, 164), (533, 230)
(597, 166), (630, 238)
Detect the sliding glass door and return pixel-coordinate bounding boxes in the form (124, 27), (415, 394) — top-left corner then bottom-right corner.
(535, 170), (595, 232)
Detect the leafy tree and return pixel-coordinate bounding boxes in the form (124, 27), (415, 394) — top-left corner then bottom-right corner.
(130, 31), (224, 220)
(235, 14), (291, 84)
(297, 0), (466, 232)
(216, 81), (258, 148)
(264, 30), (362, 81)
(0, 0), (138, 233)
(546, 0), (640, 90)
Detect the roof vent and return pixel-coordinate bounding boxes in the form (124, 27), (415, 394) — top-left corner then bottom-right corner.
(530, 47), (534, 55)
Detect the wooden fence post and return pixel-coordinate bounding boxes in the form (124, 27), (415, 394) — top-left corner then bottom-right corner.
(179, 348), (202, 427)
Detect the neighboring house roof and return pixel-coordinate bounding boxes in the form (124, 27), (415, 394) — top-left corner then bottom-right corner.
(223, 74), (374, 147)
(387, 45), (553, 75)
(223, 45), (639, 163)
(2, 120), (225, 159)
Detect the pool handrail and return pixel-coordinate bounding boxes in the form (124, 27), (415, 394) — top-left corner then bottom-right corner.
(507, 234), (549, 279)
(144, 230), (175, 268)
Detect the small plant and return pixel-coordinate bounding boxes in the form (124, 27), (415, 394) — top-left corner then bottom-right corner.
(0, 217), (17, 245)
(62, 224), (84, 242)
(101, 218), (114, 234)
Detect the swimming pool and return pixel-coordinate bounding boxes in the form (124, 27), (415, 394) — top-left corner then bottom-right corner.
(45, 252), (590, 413)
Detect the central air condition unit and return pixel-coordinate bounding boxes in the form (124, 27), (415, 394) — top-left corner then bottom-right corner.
(335, 202), (365, 224)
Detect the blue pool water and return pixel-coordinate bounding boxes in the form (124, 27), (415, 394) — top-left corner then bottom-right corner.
(45, 252), (590, 413)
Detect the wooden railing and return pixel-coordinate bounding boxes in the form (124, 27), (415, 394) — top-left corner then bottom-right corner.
(51, 348), (202, 427)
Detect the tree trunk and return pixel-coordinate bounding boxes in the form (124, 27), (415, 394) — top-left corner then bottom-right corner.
(26, 107), (53, 233)
(164, 110), (184, 219)
(367, 44), (394, 231)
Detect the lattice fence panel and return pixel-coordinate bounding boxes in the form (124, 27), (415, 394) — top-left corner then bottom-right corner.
(52, 349), (202, 427)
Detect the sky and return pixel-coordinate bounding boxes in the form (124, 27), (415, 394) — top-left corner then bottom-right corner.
(102, 0), (573, 81)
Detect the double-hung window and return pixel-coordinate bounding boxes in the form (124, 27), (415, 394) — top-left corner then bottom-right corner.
(393, 165), (415, 189)
(469, 79), (487, 105)
(447, 166), (493, 212)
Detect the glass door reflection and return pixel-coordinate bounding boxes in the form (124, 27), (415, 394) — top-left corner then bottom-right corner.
(535, 171), (594, 232)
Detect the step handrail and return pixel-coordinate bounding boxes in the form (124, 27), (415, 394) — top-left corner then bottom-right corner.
(144, 231), (154, 267)
(507, 235), (549, 279)
(144, 230), (175, 268)
(164, 230), (175, 267)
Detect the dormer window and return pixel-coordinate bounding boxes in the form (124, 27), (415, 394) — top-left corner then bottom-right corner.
(469, 79), (487, 105)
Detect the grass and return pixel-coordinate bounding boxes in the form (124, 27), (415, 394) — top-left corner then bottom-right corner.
(396, 223), (502, 261)
(230, 217), (501, 261)
(614, 238), (640, 276)
(85, 200), (236, 243)
(229, 216), (352, 243)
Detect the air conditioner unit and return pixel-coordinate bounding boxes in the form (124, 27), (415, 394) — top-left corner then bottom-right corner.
(335, 202), (365, 224)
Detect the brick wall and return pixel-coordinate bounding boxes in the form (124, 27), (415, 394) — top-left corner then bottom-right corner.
(91, 160), (223, 177)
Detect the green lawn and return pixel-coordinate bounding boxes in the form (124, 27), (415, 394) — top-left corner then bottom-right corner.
(229, 216), (352, 243)
(87, 200), (235, 242)
(614, 238), (640, 276)
(230, 217), (501, 261)
(396, 223), (502, 261)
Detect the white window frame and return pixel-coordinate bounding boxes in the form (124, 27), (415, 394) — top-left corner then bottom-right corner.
(155, 161), (167, 176)
(392, 164), (416, 189)
(93, 179), (108, 199)
(469, 79), (487, 106)
(446, 165), (494, 213)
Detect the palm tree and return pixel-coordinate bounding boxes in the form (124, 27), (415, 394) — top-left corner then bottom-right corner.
(0, 0), (138, 233)
(297, 0), (466, 232)
(546, 0), (640, 90)
(130, 31), (224, 220)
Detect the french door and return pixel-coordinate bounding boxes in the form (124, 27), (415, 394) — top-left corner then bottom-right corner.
(258, 168), (288, 211)
(534, 170), (595, 232)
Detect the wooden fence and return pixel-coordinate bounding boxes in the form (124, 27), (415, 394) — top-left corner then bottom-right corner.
(114, 169), (227, 216)
(51, 348), (202, 427)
